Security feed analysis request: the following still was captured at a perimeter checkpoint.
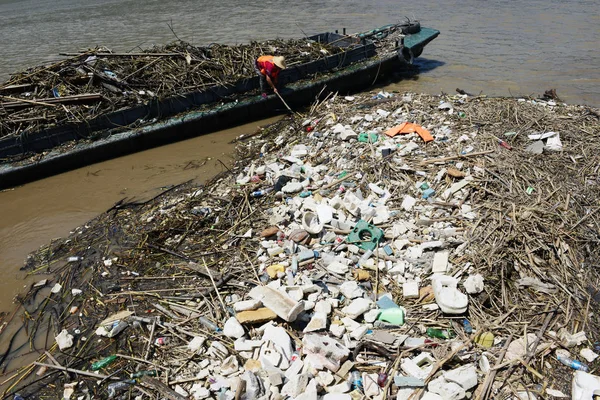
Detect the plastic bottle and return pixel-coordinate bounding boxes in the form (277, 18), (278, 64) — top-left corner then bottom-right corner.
(463, 319), (473, 334)
(426, 328), (455, 339)
(351, 370), (363, 390)
(290, 351), (301, 362)
(250, 188), (273, 198)
(91, 355), (117, 371)
(377, 372), (387, 387)
(358, 249), (373, 267)
(107, 380), (134, 398)
(131, 370), (158, 378)
(299, 191), (312, 198)
(557, 354), (588, 372)
(198, 316), (222, 332)
(497, 138), (513, 150)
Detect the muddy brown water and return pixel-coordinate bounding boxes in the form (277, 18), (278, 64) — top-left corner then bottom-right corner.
(0, 117), (281, 315)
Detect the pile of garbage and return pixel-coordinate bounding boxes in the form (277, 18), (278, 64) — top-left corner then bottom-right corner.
(2, 91), (600, 399)
(0, 38), (343, 140)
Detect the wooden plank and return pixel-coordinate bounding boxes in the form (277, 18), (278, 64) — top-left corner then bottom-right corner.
(0, 84), (34, 94)
(1, 93), (102, 110)
(60, 52), (181, 57)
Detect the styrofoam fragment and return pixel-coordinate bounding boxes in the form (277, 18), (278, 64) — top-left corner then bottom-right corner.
(444, 364), (478, 390)
(234, 299), (262, 312)
(428, 376), (465, 400)
(432, 251), (449, 273)
(403, 281), (420, 299)
(341, 298), (371, 319)
(249, 285), (304, 322)
(304, 312), (328, 332)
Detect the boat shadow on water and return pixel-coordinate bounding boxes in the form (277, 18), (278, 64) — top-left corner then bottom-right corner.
(391, 57), (446, 81)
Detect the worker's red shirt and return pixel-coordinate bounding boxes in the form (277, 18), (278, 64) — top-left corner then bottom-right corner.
(257, 55), (281, 81)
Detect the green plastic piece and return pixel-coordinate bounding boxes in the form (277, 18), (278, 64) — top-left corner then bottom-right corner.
(426, 328), (455, 339)
(358, 132), (379, 143)
(347, 220), (384, 251)
(377, 308), (404, 325)
(131, 370), (158, 378)
(91, 355), (117, 371)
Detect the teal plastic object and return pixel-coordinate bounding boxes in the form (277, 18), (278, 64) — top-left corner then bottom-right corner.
(347, 220), (384, 251)
(378, 308), (404, 325)
(358, 132), (378, 143)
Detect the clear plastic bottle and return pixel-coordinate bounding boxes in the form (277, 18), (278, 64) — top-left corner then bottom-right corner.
(358, 249), (373, 267)
(557, 354), (589, 371)
(351, 370), (363, 390)
(198, 316), (222, 332)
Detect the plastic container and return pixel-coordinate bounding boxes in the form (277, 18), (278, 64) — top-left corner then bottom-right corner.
(557, 354), (588, 372)
(198, 316), (222, 332)
(377, 308), (405, 325)
(91, 355), (117, 371)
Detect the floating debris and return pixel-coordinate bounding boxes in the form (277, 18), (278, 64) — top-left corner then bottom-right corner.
(1, 91), (599, 399)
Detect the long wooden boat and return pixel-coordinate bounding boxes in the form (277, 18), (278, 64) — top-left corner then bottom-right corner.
(0, 22), (439, 189)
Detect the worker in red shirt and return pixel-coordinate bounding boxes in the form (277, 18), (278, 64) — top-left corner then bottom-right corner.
(255, 55), (286, 98)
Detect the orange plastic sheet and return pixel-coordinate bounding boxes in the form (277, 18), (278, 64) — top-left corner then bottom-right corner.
(385, 122), (434, 143)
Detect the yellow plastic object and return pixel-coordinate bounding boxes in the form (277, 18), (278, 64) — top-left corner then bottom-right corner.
(474, 332), (494, 348)
(266, 264), (285, 278)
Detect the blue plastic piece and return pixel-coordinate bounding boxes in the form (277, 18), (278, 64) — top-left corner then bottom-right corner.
(383, 244), (393, 256)
(422, 188), (436, 199)
(463, 319), (473, 334)
(376, 295), (399, 309)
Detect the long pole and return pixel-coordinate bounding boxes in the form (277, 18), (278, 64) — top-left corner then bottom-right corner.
(275, 91), (294, 114)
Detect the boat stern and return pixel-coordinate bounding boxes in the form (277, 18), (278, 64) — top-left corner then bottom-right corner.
(402, 27), (440, 60)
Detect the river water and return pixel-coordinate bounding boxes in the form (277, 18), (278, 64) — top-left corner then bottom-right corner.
(0, 0), (599, 313)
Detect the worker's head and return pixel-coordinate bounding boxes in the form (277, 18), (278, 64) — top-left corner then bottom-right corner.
(273, 56), (287, 69)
